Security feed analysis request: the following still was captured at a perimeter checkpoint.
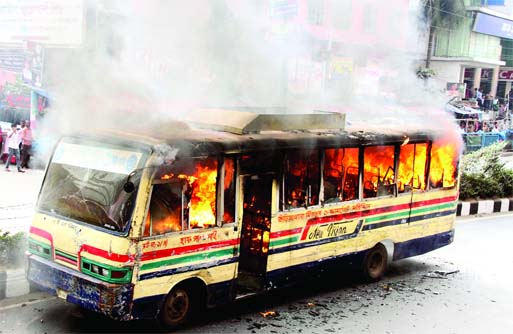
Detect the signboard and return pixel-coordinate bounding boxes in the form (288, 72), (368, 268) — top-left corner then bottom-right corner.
(0, 48), (24, 72)
(473, 12), (513, 39)
(499, 69), (513, 80)
(22, 41), (44, 87)
(446, 82), (466, 98)
(53, 142), (143, 175)
(0, 0), (84, 46)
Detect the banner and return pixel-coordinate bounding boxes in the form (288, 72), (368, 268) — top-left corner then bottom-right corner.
(0, 0), (83, 46)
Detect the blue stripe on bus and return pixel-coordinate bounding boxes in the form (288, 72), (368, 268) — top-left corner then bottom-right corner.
(361, 209), (456, 231)
(138, 257), (238, 281)
(137, 210), (455, 282)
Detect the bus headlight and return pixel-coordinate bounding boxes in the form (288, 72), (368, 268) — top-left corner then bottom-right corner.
(81, 258), (132, 284)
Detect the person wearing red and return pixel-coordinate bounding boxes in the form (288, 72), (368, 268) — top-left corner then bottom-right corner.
(20, 120), (32, 169)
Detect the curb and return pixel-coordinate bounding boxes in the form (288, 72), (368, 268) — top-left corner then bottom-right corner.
(456, 198), (513, 216)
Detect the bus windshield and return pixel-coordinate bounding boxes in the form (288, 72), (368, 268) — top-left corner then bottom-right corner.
(37, 138), (148, 233)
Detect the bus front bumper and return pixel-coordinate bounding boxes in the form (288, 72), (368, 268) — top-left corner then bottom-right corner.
(26, 254), (134, 321)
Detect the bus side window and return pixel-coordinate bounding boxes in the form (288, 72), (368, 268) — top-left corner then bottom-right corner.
(363, 145), (395, 198)
(223, 157), (236, 224)
(398, 143), (428, 193)
(324, 148), (359, 203)
(144, 182), (184, 237)
(430, 139), (459, 189)
(283, 150), (320, 209)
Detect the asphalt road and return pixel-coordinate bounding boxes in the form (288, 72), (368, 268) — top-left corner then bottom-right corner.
(0, 213), (512, 334)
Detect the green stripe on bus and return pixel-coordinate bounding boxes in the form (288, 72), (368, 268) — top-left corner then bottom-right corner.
(269, 236), (300, 248)
(365, 202), (455, 224)
(410, 202), (456, 216)
(55, 249), (77, 261)
(140, 247), (234, 271)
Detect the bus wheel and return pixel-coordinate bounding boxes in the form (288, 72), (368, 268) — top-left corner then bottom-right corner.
(159, 285), (194, 329)
(361, 243), (388, 282)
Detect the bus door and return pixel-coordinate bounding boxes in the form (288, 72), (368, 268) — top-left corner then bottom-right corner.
(236, 174), (272, 293)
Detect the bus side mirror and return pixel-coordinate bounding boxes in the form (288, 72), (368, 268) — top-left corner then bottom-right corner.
(124, 181), (135, 193)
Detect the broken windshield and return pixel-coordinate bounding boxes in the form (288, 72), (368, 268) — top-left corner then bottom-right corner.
(37, 138), (149, 233)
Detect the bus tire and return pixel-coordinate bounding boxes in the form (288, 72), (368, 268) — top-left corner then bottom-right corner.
(361, 243), (388, 282)
(158, 282), (204, 330)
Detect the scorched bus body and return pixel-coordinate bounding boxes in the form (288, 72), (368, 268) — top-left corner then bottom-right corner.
(26, 110), (461, 329)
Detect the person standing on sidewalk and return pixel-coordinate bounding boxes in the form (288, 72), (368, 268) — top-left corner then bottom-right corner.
(20, 120), (32, 169)
(5, 123), (24, 173)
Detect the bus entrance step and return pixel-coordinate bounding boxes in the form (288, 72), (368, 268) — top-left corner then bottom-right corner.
(235, 272), (265, 296)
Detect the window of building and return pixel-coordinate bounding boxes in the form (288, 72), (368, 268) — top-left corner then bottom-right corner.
(397, 143), (428, 193)
(282, 150), (320, 209)
(363, 145), (395, 198)
(323, 147), (359, 203)
(362, 4), (377, 34)
(331, 1), (352, 30)
(308, 0), (325, 26)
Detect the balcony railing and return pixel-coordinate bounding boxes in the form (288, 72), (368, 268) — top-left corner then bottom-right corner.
(466, 0), (505, 6)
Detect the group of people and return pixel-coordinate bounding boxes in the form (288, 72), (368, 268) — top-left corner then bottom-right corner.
(459, 119), (506, 134)
(2, 120), (32, 173)
(473, 88), (505, 113)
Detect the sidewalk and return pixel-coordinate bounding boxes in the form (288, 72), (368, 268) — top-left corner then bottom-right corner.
(0, 167), (45, 301)
(0, 168), (44, 235)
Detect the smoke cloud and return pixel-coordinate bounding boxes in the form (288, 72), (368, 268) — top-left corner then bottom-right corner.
(37, 0), (458, 158)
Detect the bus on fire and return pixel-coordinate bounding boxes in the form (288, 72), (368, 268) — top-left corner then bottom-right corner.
(26, 110), (461, 329)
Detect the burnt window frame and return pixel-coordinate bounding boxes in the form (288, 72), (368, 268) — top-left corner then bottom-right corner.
(144, 154), (239, 238)
(321, 146), (361, 205)
(397, 141), (429, 195)
(280, 149), (322, 211)
(427, 140), (459, 190)
(218, 155), (238, 226)
(362, 144), (398, 199)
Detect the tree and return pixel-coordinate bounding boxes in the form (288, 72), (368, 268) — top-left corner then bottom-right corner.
(422, 0), (467, 69)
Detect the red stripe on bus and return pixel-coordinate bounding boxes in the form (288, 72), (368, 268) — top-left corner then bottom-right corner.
(270, 227), (303, 239)
(139, 238), (239, 261)
(300, 195), (458, 240)
(78, 244), (135, 264)
(55, 254), (77, 266)
(30, 226), (53, 246)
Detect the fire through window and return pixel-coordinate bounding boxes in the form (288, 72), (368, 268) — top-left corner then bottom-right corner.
(144, 156), (236, 236)
(429, 138), (460, 188)
(397, 143), (428, 192)
(283, 150), (320, 209)
(363, 145), (395, 198)
(324, 148), (359, 202)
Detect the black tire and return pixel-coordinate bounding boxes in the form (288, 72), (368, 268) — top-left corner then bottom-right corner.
(159, 285), (197, 330)
(361, 243), (388, 282)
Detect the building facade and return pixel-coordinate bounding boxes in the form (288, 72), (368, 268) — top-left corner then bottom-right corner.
(429, 0), (513, 101)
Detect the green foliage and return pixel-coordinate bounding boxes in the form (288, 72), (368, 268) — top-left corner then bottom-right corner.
(459, 142), (513, 200)
(422, 0), (467, 29)
(416, 67), (436, 79)
(0, 230), (27, 268)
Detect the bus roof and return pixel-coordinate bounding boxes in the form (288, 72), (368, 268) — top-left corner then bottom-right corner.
(85, 109), (443, 157)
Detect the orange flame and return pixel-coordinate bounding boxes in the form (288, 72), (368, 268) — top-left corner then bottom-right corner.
(363, 146), (395, 196)
(430, 139), (459, 188)
(188, 162), (217, 228)
(397, 143), (427, 191)
(160, 158), (218, 228)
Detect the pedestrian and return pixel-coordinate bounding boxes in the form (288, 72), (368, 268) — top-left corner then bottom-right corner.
(20, 120), (32, 169)
(5, 123), (24, 173)
(476, 88), (484, 109)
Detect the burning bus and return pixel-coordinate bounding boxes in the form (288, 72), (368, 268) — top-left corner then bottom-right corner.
(26, 109), (461, 329)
